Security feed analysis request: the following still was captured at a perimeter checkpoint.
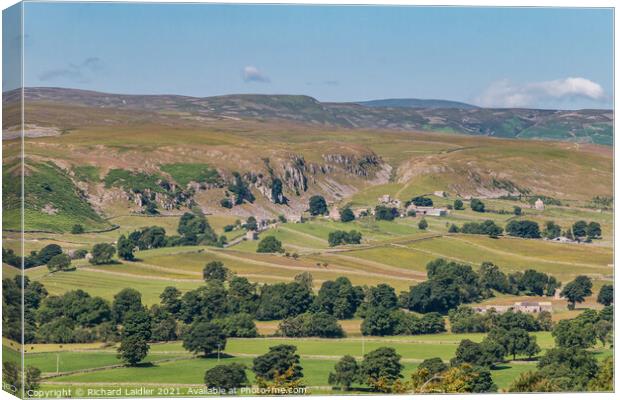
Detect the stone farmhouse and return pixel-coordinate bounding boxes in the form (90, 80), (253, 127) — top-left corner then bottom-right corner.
(474, 301), (553, 314)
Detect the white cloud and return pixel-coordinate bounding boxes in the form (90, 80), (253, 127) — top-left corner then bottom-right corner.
(475, 77), (605, 108)
(242, 66), (270, 83)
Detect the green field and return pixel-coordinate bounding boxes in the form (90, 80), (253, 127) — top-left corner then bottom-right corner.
(21, 332), (611, 393)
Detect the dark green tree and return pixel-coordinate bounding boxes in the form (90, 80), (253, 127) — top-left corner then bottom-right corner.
(312, 277), (363, 319)
(160, 286), (182, 316)
(552, 319), (596, 349)
(560, 275), (592, 310)
(117, 235), (135, 261)
(112, 288), (143, 323)
(71, 224), (85, 234)
(587, 222), (602, 239)
(451, 338), (505, 368)
(572, 220), (588, 238)
(257, 236), (284, 253)
(411, 196), (433, 207)
(537, 347), (599, 391)
(183, 321), (227, 357)
(453, 199), (464, 210)
(227, 276), (259, 314)
(418, 218), (428, 230)
(488, 328), (540, 360)
(252, 345), (303, 381)
(505, 220), (541, 239)
(203, 261), (229, 282)
(359, 347), (403, 391)
(244, 216), (258, 231)
(47, 253), (71, 272)
(216, 313), (258, 338)
(374, 205), (398, 221)
(470, 198), (485, 213)
(37, 244), (63, 264)
(542, 221), (562, 239)
(418, 357), (448, 375)
(328, 355), (358, 391)
(340, 207), (355, 222)
(122, 310), (152, 341)
(228, 172), (255, 205)
(204, 363), (249, 391)
(597, 284), (613, 306)
(90, 243), (115, 265)
(117, 335), (149, 365)
(308, 195), (328, 216)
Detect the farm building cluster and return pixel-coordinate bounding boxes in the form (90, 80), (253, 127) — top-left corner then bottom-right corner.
(473, 301), (553, 314)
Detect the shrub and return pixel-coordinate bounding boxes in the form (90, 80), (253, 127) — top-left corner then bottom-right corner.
(71, 224), (85, 234)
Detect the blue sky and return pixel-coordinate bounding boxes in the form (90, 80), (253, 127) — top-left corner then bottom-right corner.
(6, 3), (615, 109)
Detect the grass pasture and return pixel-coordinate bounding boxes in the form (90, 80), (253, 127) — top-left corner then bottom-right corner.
(26, 332), (612, 393)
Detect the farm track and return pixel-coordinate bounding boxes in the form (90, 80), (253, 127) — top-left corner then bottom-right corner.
(205, 248), (420, 281)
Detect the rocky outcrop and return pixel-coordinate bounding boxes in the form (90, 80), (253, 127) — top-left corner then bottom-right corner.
(322, 152), (384, 177)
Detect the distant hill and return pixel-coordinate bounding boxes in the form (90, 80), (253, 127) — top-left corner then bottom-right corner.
(358, 98), (478, 109)
(7, 87), (613, 145)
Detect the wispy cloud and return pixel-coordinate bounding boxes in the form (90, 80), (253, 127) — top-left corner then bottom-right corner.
(38, 57), (105, 83)
(242, 66), (270, 83)
(476, 77), (606, 108)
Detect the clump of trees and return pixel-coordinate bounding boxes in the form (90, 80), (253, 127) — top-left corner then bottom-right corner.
(374, 205), (399, 221)
(459, 220), (503, 238)
(409, 196), (433, 207)
(3, 243), (65, 269)
(311, 277), (364, 319)
(505, 220), (541, 238)
(572, 220), (602, 240)
(278, 312), (345, 338)
(330, 347), (497, 393)
(401, 259), (562, 314)
(328, 230), (362, 246)
(509, 308), (613, 392)
(361, 308), (445, 336)
(449, 306), (551, 333)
